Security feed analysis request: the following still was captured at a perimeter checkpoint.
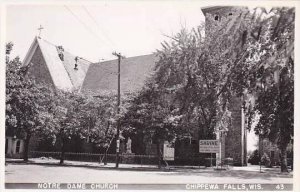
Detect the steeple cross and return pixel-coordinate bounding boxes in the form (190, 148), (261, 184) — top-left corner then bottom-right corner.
(37, 25), (44, 38)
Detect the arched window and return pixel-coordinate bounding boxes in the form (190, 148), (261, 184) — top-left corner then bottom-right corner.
(214, 15), (219, 21)
(16, 140), (21, 153)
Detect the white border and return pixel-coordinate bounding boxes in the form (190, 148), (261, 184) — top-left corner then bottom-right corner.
(1, 1), (299, 192)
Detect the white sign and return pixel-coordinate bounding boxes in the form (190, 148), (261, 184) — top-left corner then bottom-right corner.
(199, 140), (219, 153)
(163, 141), (175, 161)
(116, 139), (120, 153)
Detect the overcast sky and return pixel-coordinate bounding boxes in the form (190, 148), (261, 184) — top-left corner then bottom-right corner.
(6, 2), (206, 62)
(6, 1), (259, 152)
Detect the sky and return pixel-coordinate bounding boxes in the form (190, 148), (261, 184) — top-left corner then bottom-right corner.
(5, 1), (258, 152)
(6, 2), (205, 62)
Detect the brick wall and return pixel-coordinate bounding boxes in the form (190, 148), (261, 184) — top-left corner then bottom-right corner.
(225, 96), (244, 165)
(202, 7), (248, 166)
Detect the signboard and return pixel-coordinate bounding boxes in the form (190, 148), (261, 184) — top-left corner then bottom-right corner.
(163, 141), (175, 161)
(199, 140), (219, 153)
(116, 139), (120, 153)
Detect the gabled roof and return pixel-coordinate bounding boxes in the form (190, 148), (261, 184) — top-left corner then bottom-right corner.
(23, 37), (158, 94)
(23, 37), (92, 90)
(81, 54), (158, 94)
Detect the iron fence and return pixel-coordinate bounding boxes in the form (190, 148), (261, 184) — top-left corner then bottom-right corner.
(29, 151), (158, 165)
(29, 151), (234, 167)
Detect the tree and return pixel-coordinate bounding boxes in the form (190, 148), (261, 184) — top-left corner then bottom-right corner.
(233, 7), (294, 172)
(124, 7), (294, 172)
(123, 83), (181, 168)
(248, 149), (260, 165)
(84, 92), (118, 164)
(123, 9), (253, 168)
(39, 90), (124, 164)
(6, 43), (54, 161)
(40, 90), (91, 164)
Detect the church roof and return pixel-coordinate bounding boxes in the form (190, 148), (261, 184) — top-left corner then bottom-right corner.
(81, 54), (157, 94)
(23, 37), (92, 90)
(60, 49), (91, 89)
(23, 37), (158, 94)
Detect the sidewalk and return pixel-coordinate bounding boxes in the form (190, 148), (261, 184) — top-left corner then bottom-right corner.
(5, 157), (293, 176)
(5, 157), (211, 171)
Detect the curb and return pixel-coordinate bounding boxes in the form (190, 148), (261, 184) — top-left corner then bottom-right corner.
(5, 160), (171, 172)
(5, 159), (213, 172)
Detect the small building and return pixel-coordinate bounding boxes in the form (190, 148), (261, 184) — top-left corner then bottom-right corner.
(259, 138), (293, 167)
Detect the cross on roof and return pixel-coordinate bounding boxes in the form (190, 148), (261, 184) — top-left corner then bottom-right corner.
(37, 25), (44, 38)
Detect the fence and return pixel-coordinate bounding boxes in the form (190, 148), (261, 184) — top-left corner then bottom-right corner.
(29, 151), (232, 167)
(29, 151), (158, 165)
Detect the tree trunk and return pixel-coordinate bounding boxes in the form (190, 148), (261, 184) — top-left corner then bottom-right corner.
(280, 146), (289, 172)
(157, 139), (161, 169)
(60, 138), (66, 165)
(23, 133), (31, 162)
(104, 147), (108, 165)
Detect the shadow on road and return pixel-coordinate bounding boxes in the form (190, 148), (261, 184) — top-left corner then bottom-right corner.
(156, 169), (292, 181)
(6, 161), (293, 182)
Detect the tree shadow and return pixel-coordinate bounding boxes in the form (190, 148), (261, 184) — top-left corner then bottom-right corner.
(5, 162), (293, 181)
(156, 169), (293, 181)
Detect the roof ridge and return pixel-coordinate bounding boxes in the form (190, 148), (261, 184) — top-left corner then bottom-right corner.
(38, 38), (76, 88)
(39, 37), (93, 64)
(35, 37), (74, 90)
(93, 53), (156, 65)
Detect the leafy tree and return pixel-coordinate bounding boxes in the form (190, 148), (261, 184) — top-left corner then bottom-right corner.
(39, 90), (126, 164)
(6, 43), (54, 161)
(40, 90), (91, 164)
(124, 7), (294, 172)
(84, 92), (118, 164)
(123, 9), (253, 168)
(234, 7), (294, 172)
(248, 149), (260, 165)
(123, 83), (181, 168)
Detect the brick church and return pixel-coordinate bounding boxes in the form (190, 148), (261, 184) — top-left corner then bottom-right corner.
(5, 6), (248, 166)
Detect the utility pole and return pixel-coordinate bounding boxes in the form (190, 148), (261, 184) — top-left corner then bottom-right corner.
(112, 51), (125, 168)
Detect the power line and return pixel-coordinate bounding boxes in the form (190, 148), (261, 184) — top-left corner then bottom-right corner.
(64, 5), (114, 50)
(81, 5), (116, 48)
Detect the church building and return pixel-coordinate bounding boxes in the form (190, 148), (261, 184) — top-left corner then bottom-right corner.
(6, 6), (248, 166)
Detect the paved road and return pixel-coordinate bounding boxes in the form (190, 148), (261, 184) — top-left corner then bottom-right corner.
(5, 163), (292, 184)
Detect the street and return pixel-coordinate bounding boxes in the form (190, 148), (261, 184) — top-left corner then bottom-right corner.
(5, 163), (293, 184)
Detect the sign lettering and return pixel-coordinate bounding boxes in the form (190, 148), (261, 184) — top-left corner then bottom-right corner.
(199, 140), (219, 153)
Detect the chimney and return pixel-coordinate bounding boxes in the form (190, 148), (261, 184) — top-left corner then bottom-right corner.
(57, 46), (64, 61)
(74, 56), (79, 70)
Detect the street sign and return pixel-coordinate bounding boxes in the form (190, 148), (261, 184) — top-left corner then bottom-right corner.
(163, 141), (175, 161)
(199, 140), (219, 153)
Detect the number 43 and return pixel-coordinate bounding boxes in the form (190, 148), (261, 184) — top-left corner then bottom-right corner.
(276, 184), (284, 190)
